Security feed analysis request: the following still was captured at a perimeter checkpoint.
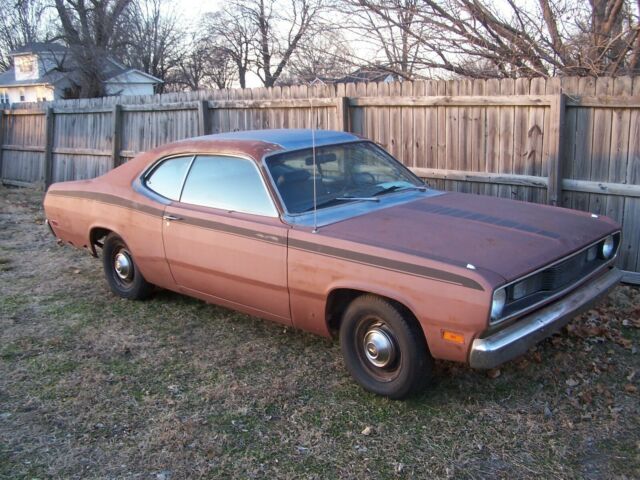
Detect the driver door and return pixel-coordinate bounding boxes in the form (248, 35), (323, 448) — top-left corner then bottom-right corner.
(161, 154), (291, 324)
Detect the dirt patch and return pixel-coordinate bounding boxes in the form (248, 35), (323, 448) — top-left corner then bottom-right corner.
(1, 185), (638, 479)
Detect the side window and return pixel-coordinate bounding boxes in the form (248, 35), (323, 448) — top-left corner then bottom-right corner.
(180, 155), (277, 216)
(145, 156), (192, 200)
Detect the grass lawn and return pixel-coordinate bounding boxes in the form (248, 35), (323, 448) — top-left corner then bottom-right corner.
(0, 185), (638, 479)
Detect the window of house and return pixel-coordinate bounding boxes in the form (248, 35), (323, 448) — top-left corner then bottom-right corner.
(180, 155), (277, 216)
(19, 90), (25, 102)
(16, 57), (35, 75)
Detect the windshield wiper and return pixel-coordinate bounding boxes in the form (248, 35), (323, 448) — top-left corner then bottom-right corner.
(302, 196), (379, 212)
(336, 196), (380, 202)
(373, 185), (427, 197)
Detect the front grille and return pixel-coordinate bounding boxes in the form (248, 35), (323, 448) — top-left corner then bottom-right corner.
(500, 233), (620, 319)
(540, 249), (589, 291)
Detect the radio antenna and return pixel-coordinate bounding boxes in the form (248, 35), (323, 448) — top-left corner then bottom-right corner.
(310, 98), (318, 233)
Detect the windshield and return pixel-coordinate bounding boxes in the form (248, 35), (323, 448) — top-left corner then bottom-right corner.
(265, 141), (424, 214)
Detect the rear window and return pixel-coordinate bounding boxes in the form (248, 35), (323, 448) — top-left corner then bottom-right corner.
(145, 156), (193, 200)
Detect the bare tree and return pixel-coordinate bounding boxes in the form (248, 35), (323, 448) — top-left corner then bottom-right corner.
(349, 0), (640, 78)
(206, 47), (237, 89)
(278, 30), (355, 84)
(54, 0), (134, 97)
(339, 0), (424, 79)
(124, 0), (183, 92)
(226, 0), (324, 87)
(0, 0), (53, 69)
(170, 33), (237, 91)
(202, 10), (254, 88)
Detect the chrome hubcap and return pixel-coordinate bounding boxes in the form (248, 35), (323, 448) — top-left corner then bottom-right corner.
(114, 252), (132, 280)
(363, 327), (396, 368)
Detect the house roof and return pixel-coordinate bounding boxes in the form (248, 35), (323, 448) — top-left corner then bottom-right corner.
(303, 67), (400, 86)
(0, 43), (162, 88)
(336, 67), (398, 83)
(9, 42), (67, 56)
(103, 67), (163, 84)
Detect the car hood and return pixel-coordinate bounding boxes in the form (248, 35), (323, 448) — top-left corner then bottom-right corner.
(316, 192), (619, 283)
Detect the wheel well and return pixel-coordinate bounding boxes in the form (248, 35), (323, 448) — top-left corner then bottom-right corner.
(89, 227), (112, 256)
(326, 289), (424, 341)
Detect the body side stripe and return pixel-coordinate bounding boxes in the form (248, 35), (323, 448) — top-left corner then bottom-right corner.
(288, 238), (484, 291)
(48, 190), (484, 290)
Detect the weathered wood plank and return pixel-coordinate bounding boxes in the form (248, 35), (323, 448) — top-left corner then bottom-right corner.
(335, 97), (350, 132)
(561, 179), (640, 197)
(529, 78), (547, 204)
(498, 78), (515, 199)
(458, 79), (472, 193)
(589, 77), (614, 214)
(52, 147), (111, 157)
(570, 77), (596, 212)
(2, 178), (37, 188)
(513, 78), (531, 201)
(546, 93), (566, 206)
(350, 95), (554, 107)
(619, 77), (640, 271)
(484, 79), (500, 197)
(622, 271), (640, 285)
(0, 111), (3, 180)
(560, 77), (579, 206)
(43, 107), (54, 188)
(566, 96), (640, 108)
(401, 81), (414, 168)
(0, 145), (44, 152)
(111, 104), (122, 169)
(411, 167), (548, 187)
(197, 100), (210, 136)
(412, 81), (426, 170)
(1, 109), (46, 116)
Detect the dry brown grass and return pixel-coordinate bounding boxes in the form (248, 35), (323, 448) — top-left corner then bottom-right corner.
(0, 185), (638, 479)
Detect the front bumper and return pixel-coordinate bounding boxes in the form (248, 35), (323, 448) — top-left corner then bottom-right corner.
(469, 267), (623, 369)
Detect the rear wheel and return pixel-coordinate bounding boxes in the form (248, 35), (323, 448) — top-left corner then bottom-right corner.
(102, 233), (153, 300)
(339, 295), (433, 399)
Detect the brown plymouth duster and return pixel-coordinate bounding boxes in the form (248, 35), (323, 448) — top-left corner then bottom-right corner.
(43, 129), (622, 398)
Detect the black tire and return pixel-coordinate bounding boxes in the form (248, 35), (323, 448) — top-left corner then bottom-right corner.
(339, 295), (433, 399)
(102, 233), (153, 300)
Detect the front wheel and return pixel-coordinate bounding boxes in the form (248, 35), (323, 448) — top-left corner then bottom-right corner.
(339, 295), (433, 399)
(102, 233), (153, 300)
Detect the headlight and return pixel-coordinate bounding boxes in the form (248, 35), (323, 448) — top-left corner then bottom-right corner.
(490, 288), (506, 323)
(600, 235), (615, 259)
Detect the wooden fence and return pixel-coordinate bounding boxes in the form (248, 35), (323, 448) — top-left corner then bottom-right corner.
(0, 76), (639, 277)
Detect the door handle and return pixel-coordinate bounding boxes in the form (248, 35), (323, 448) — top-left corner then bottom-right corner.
(163, 214), (183, 221)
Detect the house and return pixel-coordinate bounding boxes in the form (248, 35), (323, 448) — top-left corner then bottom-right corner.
(0, 42), (162, 105)
(306, 67), (401, 86)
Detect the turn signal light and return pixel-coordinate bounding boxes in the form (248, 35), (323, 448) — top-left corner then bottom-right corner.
(442, 330), (465, 344)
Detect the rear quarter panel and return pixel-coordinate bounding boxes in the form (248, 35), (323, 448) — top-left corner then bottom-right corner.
(43, 180), (174, 290)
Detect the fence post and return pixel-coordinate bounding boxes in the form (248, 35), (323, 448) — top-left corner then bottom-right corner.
(0, 110), (4, 182)
(111, 104), (122, 169)
(42, 107), (54, 189)
(335, 97), (350, 132)
(546, 93), (566, 206)
(197, 100), (210, 136)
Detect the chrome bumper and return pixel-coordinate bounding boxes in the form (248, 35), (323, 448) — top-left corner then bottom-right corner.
(469, 268), (623, 370)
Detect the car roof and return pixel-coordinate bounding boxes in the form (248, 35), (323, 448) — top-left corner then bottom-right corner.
(199, 129), (361, 151)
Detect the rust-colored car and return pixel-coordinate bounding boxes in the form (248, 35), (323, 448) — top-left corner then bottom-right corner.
(43, 129), (622, 398)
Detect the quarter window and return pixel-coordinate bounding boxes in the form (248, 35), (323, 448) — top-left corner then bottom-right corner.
(145, 156), (192, 200)
(180, 155), (276, 216)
